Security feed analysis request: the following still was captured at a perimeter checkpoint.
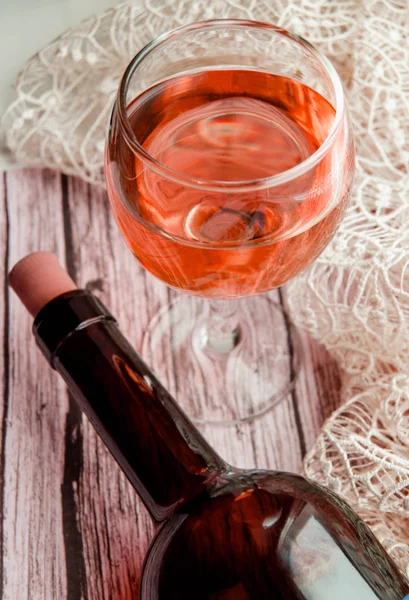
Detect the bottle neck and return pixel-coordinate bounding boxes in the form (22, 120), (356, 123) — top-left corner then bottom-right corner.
(34, 290), (227, 522)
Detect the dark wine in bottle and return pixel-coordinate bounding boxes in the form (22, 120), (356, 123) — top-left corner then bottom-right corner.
(10, 253), (409, 599)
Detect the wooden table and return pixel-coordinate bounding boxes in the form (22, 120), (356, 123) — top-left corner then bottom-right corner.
(0, 169), (341, 599)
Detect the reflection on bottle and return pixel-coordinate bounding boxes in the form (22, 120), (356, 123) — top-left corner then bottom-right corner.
(278, 504), (380, 599)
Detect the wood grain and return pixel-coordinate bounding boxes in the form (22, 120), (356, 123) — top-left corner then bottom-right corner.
(1, 168), (341, 599)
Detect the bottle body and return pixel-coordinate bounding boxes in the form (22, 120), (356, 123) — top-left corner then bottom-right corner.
(142, 472), (408, 600)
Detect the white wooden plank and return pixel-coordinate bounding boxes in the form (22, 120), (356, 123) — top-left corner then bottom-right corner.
(280, 291), (342, 454)
(167, 287), (306, 474)
(4, 169), (68, 599)
(293, 328), (342, 452)
(65, 175), (155, 599)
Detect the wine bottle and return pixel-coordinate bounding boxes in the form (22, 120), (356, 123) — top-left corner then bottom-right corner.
(10, 252), (409, 599)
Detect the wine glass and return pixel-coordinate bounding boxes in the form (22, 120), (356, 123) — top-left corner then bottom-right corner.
(105, 20), (355, 425)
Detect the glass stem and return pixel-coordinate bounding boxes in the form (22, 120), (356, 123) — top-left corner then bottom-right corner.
(198, 299), (241, 355)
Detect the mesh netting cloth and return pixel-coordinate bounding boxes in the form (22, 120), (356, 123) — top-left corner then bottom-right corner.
(3, 0), (409, 576)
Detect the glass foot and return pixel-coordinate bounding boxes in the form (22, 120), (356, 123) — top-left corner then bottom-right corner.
(142, 294), (301, 426)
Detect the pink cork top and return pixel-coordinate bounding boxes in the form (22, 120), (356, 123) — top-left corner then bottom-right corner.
(9, 252), (77, 317)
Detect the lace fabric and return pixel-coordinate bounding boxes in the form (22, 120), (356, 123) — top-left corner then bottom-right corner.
(3, 0), (409, 576)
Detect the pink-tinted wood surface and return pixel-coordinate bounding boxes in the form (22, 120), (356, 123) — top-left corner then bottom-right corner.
(0, 169), (341, 599)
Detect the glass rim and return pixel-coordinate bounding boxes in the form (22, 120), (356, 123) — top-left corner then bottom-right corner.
(116, 18), (345, 193)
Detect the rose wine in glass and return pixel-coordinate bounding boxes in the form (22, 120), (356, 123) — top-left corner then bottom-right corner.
(109, 70), (346, 298)
(106, 21), (355, 424)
